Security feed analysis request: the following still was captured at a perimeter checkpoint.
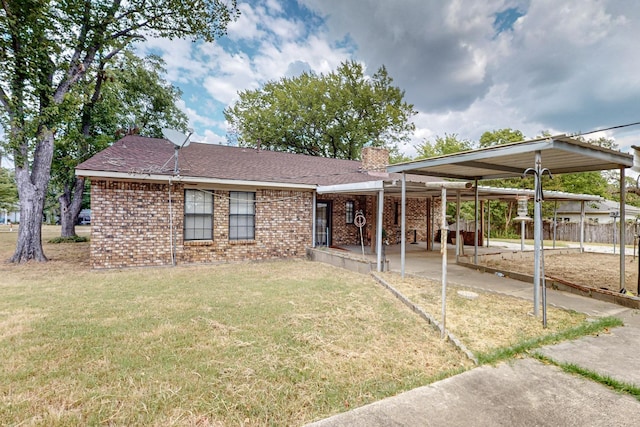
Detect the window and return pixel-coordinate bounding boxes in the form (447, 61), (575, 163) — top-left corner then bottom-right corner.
(184, 189), (213, 240)
(394, 201), (399, 225)
(345, 201), (354, 224)
(229, 191), (255, 240)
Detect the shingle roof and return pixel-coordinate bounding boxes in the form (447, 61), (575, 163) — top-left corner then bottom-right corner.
(76, 135), (390, 186)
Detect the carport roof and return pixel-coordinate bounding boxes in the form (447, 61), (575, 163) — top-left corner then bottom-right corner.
(316, 176), (603, 202)
(387, 135), (633, 180)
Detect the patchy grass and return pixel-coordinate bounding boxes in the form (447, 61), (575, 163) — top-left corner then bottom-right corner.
(477, 317), (622, 364)
(533, 354), (640, 401)
(379, 273), (593, 357)
(0, 227), (623, 425)
(0, 228), (469, 426)
(48, 235), (90, 244)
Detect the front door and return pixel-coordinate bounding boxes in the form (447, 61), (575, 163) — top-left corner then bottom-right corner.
(315, 201), (332, 247)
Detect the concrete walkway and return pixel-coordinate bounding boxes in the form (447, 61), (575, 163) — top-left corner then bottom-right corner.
(306, 242), (640, 426)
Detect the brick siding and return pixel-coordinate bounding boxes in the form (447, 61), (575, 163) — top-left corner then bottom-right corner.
(320, 194), (428, 247)
(361, 147), (390, 171)
(90, 179), (312, 268)
(90, 179), (430, 268)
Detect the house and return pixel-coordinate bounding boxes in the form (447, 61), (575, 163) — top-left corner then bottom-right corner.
(555, 200), (640, 224)
(76, 135), (438, 269)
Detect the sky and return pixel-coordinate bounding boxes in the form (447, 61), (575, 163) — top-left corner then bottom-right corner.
(138, 0), (640, 158)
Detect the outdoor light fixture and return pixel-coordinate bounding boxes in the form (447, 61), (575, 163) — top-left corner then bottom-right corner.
(514, 195), (531, 252)
(515, 195), (530, 220)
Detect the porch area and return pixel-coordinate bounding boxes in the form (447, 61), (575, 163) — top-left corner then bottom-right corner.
(308, 242), (637, 314)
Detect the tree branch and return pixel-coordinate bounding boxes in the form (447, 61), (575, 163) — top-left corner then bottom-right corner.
(0, 86), (11, 117)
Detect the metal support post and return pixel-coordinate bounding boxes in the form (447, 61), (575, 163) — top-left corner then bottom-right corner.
(440, 185), (448, 339)
(580, 201), (585, 253)
(401, 173), (406, 278)
(620, 166), (626, 290)
(376, 189), (384, 272)
(474, 179), (479, 264)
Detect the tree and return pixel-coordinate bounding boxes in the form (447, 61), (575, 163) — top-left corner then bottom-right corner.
(0, 167), (18, 212)
(0, 0), (238, 262)
(478, 128), (524, 147)
(479, 129), (529, 235)
(225, 60), (416, 160)
(415, 133), (474, 159)
(52, 51), (188, 237)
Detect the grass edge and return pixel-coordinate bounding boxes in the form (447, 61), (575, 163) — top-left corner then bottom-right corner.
(475, 316), (623, 365)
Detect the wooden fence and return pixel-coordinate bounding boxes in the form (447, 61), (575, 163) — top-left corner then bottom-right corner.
(521, 221), (639, 245)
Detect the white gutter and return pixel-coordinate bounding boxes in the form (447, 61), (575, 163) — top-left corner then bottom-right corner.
(75, 169), (316, 190)
(477, 186), (603, 201)
(316, 180), (384, 194)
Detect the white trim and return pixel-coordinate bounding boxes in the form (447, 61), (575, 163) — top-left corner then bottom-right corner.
(316, 180), (384, 194)
(75, 169), (316, 190)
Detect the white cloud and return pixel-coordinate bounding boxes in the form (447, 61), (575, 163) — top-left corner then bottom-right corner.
(137, 38), (207, 84)
(175, 99), (222, 131)
(140, 0), (640, 158)
(226, 3), (265, 41)
(199, 129), (228, 145)
(301, 0), (640, 147)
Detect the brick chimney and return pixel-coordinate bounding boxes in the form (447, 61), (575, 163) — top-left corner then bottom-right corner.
(361, 146), (390, 172)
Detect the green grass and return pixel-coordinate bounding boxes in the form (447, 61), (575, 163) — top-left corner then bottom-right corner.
(48, 235), (90, 243)
(476, 317), (623, 365)
(533, 354), (640, 401)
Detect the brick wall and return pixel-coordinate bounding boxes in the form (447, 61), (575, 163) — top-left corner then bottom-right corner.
(90, 179), (313, 268)
(90, 180), (176, 268)
(90, 178), (430, 268)
(361, 147), (389, 171)
(321, 193), (428, 247)
(382, 196), (428, 244)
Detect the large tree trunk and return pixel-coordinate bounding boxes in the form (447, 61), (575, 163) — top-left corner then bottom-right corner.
(59, 177), (85, 237)
(10, 130), (55, 263)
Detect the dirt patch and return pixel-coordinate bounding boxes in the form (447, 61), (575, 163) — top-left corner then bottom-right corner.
(482, 252), (639, 293)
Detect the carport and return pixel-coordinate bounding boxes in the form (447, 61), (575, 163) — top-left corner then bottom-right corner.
(317, 174), (602, 271)
(387, 135), (634, 318)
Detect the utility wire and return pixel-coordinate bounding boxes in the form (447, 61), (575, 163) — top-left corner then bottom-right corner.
(572, 120), (640, 138)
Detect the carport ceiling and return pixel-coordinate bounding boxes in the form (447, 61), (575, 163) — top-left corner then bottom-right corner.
(388, 135), (633, 180)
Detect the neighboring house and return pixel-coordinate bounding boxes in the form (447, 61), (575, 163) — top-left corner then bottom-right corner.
(1, 210), (19, 224)
(76, 135), (436, 269)
(555, 200), (640, 224)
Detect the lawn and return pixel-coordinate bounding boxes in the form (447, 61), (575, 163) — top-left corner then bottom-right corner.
(0, 227), (469, 426)
(0, 226), (610, 425)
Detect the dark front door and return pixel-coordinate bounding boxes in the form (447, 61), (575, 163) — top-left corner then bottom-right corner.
(315, 201), (332, 246)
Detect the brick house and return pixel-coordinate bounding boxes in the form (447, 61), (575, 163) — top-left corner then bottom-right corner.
(76, 135), (439, 269)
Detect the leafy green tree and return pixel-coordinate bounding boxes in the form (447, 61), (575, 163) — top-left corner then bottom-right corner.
(415, 133), (474, 159)
(477, 129), (530, 236)
(52, 51), (188, 238)
(225, 60), (416, 160)
(478, 128), (524, 147)
(0, 0), (238, 262)
(0, 167), (18, 212)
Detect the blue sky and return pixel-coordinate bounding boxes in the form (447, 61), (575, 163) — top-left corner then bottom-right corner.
(137, 0), (640, 157)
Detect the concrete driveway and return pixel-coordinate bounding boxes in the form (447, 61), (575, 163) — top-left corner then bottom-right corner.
(306, 242), (640, 426)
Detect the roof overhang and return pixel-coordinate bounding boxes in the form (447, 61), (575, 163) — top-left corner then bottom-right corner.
(317, 180), (603, 202)
(76, 169), (317, 190)
(388, 135), (633, 180)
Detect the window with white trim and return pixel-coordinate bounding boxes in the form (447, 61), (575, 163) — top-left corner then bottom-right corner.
(184, 189), (213, 240)
(229, 191), (255, 240)
(346, 201), (354, 224)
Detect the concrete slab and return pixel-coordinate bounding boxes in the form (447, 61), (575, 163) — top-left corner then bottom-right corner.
(538, 324), (640, 387)
(309, 242), (640, 427)
(306, 358), (640, 427)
